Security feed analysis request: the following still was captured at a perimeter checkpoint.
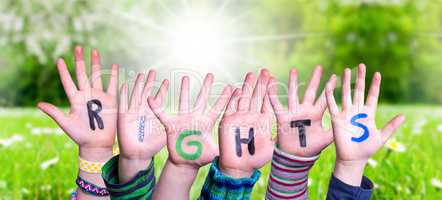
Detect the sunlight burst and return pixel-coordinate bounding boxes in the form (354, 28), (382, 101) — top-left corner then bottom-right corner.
(166, 15), (232, 68)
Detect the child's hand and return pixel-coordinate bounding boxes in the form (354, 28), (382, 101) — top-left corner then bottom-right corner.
(325, 64), (405, 186)
(38, 46), (118, 161)
(148, 74), (233, 168)
(150, 74), (232, 200)
(117, 71), (167, 183)
(219, 69), (274, 178)
(268, 66), (333, 157)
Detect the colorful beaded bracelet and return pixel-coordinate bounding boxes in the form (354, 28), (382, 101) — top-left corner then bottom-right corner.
(76, 176), (109, 196)
(78, 157), (105, 174)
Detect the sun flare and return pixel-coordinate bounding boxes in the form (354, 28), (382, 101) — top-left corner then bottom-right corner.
(166, 16), (232, 68)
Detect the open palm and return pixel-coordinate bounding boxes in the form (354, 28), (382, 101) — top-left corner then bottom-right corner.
(268, 66), (333, 157)
(118, 70), (166, 160)
(325, 64), (405, 163)
(219, 69), (274, 177)
(38, 46), (118, 152)
(148, 74), (232, 167)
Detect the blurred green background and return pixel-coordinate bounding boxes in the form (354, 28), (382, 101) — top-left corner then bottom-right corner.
(1, 0), (442, 106)
(0, 0), (442, 199)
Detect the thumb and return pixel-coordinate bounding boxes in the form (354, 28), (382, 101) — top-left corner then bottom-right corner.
(37, 102), (68, 128)
(381, 114), (405, 143)
(146, 79), (170, 124)
(147, 97), (168, 125)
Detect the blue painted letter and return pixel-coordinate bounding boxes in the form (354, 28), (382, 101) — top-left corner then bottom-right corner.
(350, 113), (369, 142)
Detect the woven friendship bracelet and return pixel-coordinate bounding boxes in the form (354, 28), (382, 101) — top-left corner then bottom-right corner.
(70, 191), (77, 200)
(79, 157), (105, 174)
(76, 176), (109, 196)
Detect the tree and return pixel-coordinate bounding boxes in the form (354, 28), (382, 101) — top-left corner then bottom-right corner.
(0, 0), (119, 106)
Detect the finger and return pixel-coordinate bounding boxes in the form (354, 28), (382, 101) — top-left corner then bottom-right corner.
(288, 68), (299, 111)
(225, 88), (241, 116)
(194, 73), (214, 113)
(314, 88), (328, 115)
(107, 64), (119, 96)
(325, 74), (339, 116)
(342, 68), (352, 110)
(147, 79), (170, 123)
(56, 59), (77, 100)
(90, 49), (103, 90)
(209, 85), (233, 121)
(261, 93), (272, 114)
(119, 83), (129, 113)
(74, 46), (90, 91)
(238, 72), (256, 112)
(129, 73), (145, 111)
(319, 130), (335, 148)
(141, 70), (156, 104)
(353, 64), (366, 108)
(268, 77), (285, 114)
(303, 65), (323, 105)
(37, 102), (68, 130)
(154, 79), (170, 103)
(366, 72), (381, 109)
(250, 69), (270, 112)
(381, 114), (405, 143)
(179, 76), (190, 114)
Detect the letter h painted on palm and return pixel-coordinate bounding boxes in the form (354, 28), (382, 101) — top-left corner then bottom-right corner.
(235, 127), (255, 157)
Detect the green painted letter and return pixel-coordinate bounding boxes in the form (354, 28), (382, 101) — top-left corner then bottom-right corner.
(176, 130), (203, 160)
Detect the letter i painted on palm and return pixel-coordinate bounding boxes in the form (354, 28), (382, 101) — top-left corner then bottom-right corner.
(137, 116), (145, 142)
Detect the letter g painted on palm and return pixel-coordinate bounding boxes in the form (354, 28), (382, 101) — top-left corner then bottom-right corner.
(176, 130), (203, 160)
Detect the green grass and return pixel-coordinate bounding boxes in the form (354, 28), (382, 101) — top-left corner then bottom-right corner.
(1, 105), (442, 199)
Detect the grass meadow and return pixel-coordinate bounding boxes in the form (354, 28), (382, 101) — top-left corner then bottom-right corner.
(1, 105), (442, 199)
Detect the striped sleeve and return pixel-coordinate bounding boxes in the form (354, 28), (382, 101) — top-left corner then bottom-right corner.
(101, 155), (155, 200)
(266, 147), (319, 200)
(198, 157), (261, 200)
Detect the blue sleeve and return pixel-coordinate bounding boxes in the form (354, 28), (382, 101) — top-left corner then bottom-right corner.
(198, 157), (261, 200)
(326, 175), (373, 200)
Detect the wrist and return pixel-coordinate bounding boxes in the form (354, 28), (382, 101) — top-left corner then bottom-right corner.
(119, 156), (151, 167)
(151, 158), (199, 199)
(333, 159), (367, 187)
(118, 156), (152, 184)
(277, 139), (321, 158)
(166, 158), (199, 179)
(219, 165), (253, 178)
(79, 146), (113, 162)
(218, 157), (254, 178)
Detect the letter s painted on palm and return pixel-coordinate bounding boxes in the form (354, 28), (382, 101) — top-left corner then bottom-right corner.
(350, 113), (369, 142)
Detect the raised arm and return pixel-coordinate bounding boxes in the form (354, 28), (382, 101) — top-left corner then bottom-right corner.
(198, 69), (274, 200)
(266, 66), (334, 200)
(324, 64), (405, 199)
(100, 70), (167, 199)
(38, 46), (119, 199)
(148, 74), (233, 200)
